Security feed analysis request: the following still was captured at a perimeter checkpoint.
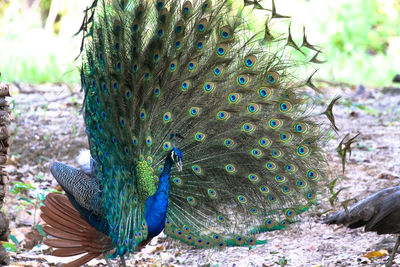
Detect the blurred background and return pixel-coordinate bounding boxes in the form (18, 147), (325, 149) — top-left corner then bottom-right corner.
(0, 0), (399, 86)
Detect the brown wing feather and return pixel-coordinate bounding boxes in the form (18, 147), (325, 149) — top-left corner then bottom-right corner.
(40, 193), (114, 266)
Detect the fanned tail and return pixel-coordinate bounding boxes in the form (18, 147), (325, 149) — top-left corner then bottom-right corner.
(40, 193), (114, 267)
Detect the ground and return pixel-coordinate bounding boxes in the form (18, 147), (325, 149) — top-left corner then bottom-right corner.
(4, 82), (400, 266)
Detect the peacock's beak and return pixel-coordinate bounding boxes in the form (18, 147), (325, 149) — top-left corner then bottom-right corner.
(176, 160), (183, 172)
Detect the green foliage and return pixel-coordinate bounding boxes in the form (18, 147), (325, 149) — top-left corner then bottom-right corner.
(0, 0), (80, 85)
(2, 242), (17, 252)
(9, 182), (36, 195)
(314, 0), (400, 86)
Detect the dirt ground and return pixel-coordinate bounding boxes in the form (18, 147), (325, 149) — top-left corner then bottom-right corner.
(4, 82), (400, 266)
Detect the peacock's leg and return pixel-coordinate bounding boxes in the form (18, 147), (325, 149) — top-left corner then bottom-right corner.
(103, 253), (113, 267)
(386, 235), (400, 267)
(120, 255), (127, 267)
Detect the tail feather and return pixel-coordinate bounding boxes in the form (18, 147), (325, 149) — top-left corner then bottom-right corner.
(41, 193), (113, 266)
(52, 247), (92, 257)
(63, 253), (101, 267)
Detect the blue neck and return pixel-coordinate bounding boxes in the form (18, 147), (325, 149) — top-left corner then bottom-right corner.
(144, 158), (172, 238)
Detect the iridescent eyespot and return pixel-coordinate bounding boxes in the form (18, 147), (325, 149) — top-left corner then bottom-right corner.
(112, 136), (117, 145)
(225, 164), (236, 173)
(217, 111), (229, 120)
(266, 162), (276, 171)
(132, 20), (139, 32)
(213, 66), (223, 77)
(176, 20), (184, 33)
(297, 145), (310, 156)
(266, 71), (279, 85)
(133, 63), (138, 72)
(220, 26), (232, 40)
(190, 107), (200, 117)
(285, 164), (297, 172)
(237, 195), (247, 203)
(187, 196), (196, 205)
(197, 39), (204, 50)
(285, 209), (296, 219)
(306, 192), (315, 200)
(271, 149), (283, 158)
(163, 141), (172, 151)
(113, 81), (118, 89)
(156, 0), (164, 9)
(192, 165), (202, 174)
(157, 27), (164, 37)
(125, 90), (131, 99)
(208, 188), (217, 198)
(280, 132), (292, 142)
(101, 82), (107, 92)
(116, 62), (121, 70)
(307, 170), (318, 180)
(242, 123), (255, 133)
(146, 156), (153, 164)
(224, 138), (234, 148)
(173, 177), (182, 185)
(198, 18), (207, 32)
(259, 137), (272, 148)
(175, 39), (182, 49)
(194, 132), (205, 141)
(140, 109), (146, 120)
(251, 149), (262, 158)
(182, 1), (192, 15)
(248, 173), (259, 183)
(235, 235), (245, 245)
(250, 207), (258, 214)
(217, 241), (226, 249)
(268, 195), (277, 203)
(163, 112), (172, 123)
(170, 61), (177, 71)
(237, 75), (249, 85)
(297, 180), (306, 188)
(181, 80), (190, 91)
(216, 44), (227, 56)
(247, 103), (260, 114)
(264, 218), (275, 228)
(183, 225), (191, 233)
(247, 237), (257, 245)
(259, 185), (269, 194)
(244, 55), (256, 68)
(279, 101), (292, 113)
(188, 61), (196, 71)
(146, 136), (152, 146)
(203, 0), (211, 10)
(275, 175), (285, 182)
(228, 93), (241, 104)
(132, 136), (138, 145)
(268, 119), (282, 129)
(281, 186), (290, 194)
(152, 52), (160, 62)
(154, 87), (160, 97)
(203, 82), (215, 93)
(295, 122), (308, 133)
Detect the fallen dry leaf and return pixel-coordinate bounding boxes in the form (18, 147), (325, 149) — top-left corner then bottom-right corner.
(363, 250), (389, 259)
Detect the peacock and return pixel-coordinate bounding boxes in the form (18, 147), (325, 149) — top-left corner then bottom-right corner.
(326, 186), (400, 267)
(40, 0), (332, 266)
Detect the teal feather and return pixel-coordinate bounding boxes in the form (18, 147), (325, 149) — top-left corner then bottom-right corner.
(41, 0), (331, 265)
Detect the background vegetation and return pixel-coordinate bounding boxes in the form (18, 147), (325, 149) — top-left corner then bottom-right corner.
(0, 0), (399, 86)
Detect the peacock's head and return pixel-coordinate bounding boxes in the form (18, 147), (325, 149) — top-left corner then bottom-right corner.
(170, 147), (183, 172)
